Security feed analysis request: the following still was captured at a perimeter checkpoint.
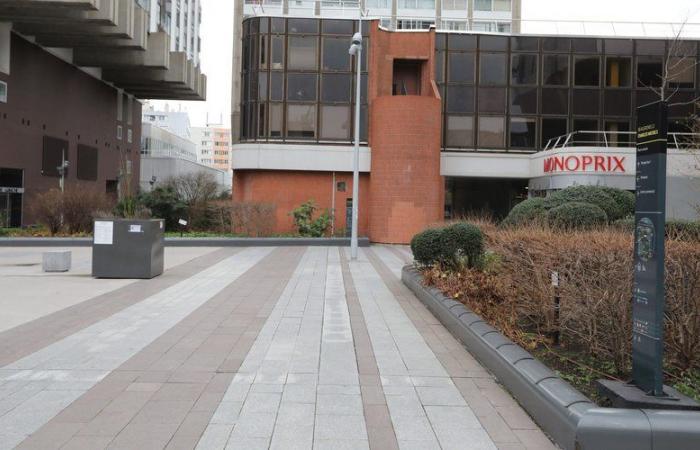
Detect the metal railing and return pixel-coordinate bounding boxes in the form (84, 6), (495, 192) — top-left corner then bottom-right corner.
(242, 3), (700, 38)
(544, 131), (700, 151)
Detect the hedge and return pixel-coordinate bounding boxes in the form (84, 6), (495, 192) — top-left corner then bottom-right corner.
(500, 198), (547, 227)
(614, 217), (700, 241)
(411, 223), (485, 268)
(545, 185), (626, 222)
(547, 202), (608, 230)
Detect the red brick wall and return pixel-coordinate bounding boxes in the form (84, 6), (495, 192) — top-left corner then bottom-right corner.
(232, 170), (370, 236)
(367, 24), (444, 244)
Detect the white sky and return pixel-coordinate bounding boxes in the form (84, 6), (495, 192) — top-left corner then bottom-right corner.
(154, 0), (700, 128)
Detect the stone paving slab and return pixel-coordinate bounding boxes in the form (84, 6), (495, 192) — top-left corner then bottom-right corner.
(0, 246), (557, 450)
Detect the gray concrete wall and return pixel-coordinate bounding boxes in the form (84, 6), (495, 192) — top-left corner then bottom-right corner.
(139, 157), (232, 193)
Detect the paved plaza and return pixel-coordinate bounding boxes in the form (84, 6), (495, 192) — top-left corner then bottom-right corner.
(0, 246), (556, 450)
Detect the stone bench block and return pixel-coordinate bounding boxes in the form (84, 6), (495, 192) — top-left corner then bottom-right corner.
(42, 251), (71, 272)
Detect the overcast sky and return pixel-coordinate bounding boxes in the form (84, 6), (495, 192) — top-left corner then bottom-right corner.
(153, 0), (700, 128)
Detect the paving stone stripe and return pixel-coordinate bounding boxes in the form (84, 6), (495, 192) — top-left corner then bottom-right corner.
(0, 248), (237, 368)
(14, 247), (305, 450)
(198, 247), (370, 450)
(338, 250), (400, 450)
(0, 247), (275, 450)
(346, 247), (497, 450)
(368, 247), (558, 450)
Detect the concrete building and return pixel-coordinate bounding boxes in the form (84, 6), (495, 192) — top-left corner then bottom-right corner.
(0, 0), (206, 227)
(231, 15), (700, 243)
(191, 124), (233, 170)
(142, 105), (194, 139)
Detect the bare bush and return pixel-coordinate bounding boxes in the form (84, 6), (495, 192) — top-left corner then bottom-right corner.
(164, 172), (220, 206)
(62, 187), (113, 234)
(424, 222), (700, 377)
(205, 201), (276, 236)
(31, 189), (63, 235)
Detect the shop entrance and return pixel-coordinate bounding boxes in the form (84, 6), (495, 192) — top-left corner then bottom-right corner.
(445, 177), (528, 220)
(0, 168), (24, 227)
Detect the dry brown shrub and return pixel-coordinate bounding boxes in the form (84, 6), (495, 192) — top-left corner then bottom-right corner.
(209, 201), (276, 236)
(424, 224), (700, 376)
(30, 189), (63, 235)
(31, 187), (113, 235)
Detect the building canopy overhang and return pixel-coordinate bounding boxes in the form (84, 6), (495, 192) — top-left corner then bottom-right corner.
(0, 0), (206, 100)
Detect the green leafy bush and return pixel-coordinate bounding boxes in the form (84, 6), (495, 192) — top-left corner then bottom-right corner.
(440, 222), (485, 268)
(547, 202), (608, 230)
(501, 198), (547, 227)
(615, 217), (700, 242)
(599, 187), (635, 218)
(290, 200), (331, 237)
(545, 186), (625, 222)
(139, 187), (187, 231)
(411, 228), (444, 267)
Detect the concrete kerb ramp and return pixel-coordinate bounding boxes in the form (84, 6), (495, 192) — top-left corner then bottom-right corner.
(401, 265), (700, 450)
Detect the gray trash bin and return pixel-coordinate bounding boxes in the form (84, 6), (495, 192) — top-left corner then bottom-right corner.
(92, 219), (164, 279)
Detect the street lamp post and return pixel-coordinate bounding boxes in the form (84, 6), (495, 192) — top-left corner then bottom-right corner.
(349, 18), (362, 260)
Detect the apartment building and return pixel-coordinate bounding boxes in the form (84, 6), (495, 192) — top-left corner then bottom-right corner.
(230, 15), (700, 243)
(191, 125), (233, 171)
(0, 0), (206, 227)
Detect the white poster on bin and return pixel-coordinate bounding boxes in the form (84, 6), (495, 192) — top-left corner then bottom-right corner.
(94, 221), (114, 245)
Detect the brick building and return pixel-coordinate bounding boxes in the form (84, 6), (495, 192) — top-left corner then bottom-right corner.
(232, 16), (700, 243)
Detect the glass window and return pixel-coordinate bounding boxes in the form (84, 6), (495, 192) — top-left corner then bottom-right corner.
(480, 53), (507, 85)
(542, 38), (570, 52)
(478, 87), (507, 113)
(270, 72), (283, 101)
(442, 0), (467, 10)
(288, 36), (318, 70)
(510, 117), (536, 148)
(574, 56), (600, 86)
(448, 53), (475, 83)
(436, 34), (447, 51)
(541, 88), (569, 115)
(271, 36), (284, 70)
(445, 116), (474, 147)
(494, 0), (511, 11)
(446, 86), (475, 113)
(511, 54), (538, 85)
(257, 104), (267, 138)
(258, 72), (268, 101)
(288, 19), (318, 34)
(435, 51), (445, 83)
(604, 90), (632, 116)
(605, 39), (633, 55)
(511, 37), (539, 52)
(542, 55), (569, 85)
(572, 39), (601, 53)
(573, 89), (599, 116)
(448, 35), (476, 51)
(475, 0), (492, 11)
(322, 37), (351, 71)
(605, 121), (632, 146)
(637, 56), (663, 87)
(480, 36), (508, 52)
(541, 118), (568, 148)
(367, 0), (391, 8)
(271, 18), (285, 34)
(287, 104), (316, 138)
(668, 57), (696, 89)
(322, 19), (353, 35)
(322, 73), (351, 102)
(510, 87), (538, 115)
(636, 40), (665, 55)
(269, 103), (283, 138)
(320, 105), (351, 140)
(478, 117), (505, 148)
(606, 57), (632, 87)
(287, 73), (317, 101)
(259, 35), (268, 69)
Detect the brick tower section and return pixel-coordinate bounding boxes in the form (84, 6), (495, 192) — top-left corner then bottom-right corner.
(367, 24), (444, 244)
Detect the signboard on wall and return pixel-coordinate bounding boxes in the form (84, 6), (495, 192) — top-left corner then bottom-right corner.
(632, 100), (668, 396)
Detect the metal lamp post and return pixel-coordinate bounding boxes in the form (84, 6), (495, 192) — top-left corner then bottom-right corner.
(348, 19), (362, 260)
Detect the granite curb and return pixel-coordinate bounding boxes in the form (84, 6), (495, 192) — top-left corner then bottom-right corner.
(402, 264), (700, 450)
(0, 237), (371, 247)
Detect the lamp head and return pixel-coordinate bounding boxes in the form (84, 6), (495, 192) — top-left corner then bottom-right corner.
(348, 32), (363, 55)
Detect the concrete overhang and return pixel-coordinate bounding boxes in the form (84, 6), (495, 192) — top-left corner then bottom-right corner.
(0, 0), (206, 101)
(232, 143), (372, 173)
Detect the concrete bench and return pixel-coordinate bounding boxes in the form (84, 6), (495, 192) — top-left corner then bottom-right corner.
(42, 251), (71, 272)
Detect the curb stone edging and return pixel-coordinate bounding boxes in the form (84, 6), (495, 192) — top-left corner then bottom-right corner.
(401, 265), (700, 450)
(0, 237), (372, 247)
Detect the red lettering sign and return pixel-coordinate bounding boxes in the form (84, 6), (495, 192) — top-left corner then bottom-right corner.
(543, 155), (626, 174)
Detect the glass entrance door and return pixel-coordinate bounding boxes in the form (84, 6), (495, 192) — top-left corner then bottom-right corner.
(0, 194), (10, 228)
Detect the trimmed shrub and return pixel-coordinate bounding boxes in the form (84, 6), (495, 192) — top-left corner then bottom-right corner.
(411, 228), (444, 267)
(547, 202), (608, 230)
(501, 198), (547, 227)
(440, 222), (485, 268)
(600, 187), (635, 218)
(666, 220), (700, 242)
(139, 187), (186, 231)
(545, 185), (625, 222)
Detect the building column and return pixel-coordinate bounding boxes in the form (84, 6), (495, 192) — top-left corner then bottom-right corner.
(231, 0), (244, 143)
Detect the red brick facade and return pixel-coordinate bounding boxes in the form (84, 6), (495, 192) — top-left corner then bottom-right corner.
(232, 23), (444, 243)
